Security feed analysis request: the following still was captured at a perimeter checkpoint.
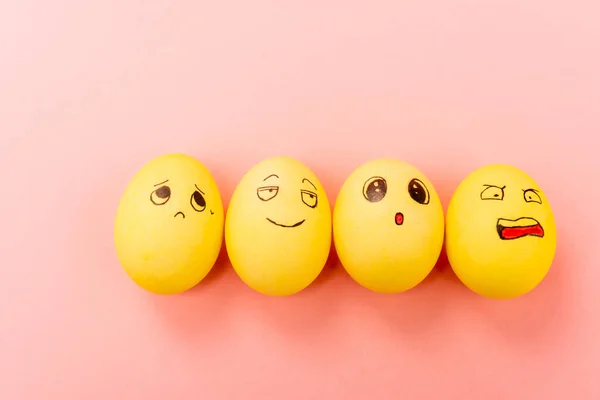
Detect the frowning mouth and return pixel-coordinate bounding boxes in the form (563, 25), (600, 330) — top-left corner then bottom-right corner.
(174, 211), (185, 219)
(266, 218), (305, 228)
(496, 217), (544, 240)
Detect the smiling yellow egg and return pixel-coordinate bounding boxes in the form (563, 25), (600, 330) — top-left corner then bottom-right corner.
(445, 164), (557, 299)
(333, 158), (445, 293)
(225, 156), (332, 296)
(114, 153), (224, 295)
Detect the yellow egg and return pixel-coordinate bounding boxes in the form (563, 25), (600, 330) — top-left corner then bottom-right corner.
(114, 153), (224, 295)
(445, 164), (557, 299)
(225, 156), (332, 296)
(333, 158), (445, 293)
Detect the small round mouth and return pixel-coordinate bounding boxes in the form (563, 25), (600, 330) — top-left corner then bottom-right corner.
(395, 212), (404, 225)
(174, 211), (185, 219)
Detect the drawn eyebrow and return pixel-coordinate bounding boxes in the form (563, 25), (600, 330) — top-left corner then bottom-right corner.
(302, 178), (317, 190)
(263, 174), (279, 181)
(482, 184), (506, 189)
(523, 188), (539, 193)
(154, 179), (169, 186)
(194, 184), (205, 195)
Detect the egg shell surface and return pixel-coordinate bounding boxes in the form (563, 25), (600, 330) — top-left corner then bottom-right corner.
(333, 158), (444, 293)
(114, 153), (224, 295)
(445, 164), (557, 299)
(225, 156), (332, 296)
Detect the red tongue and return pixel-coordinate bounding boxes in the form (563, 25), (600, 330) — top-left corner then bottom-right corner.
(502, 224), (544, 239)
(395, 213), (404, 225)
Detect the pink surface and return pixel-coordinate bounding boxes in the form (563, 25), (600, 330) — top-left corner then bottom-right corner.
(1, 1), (599, 398)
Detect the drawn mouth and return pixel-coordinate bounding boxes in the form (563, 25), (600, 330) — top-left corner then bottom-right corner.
(395, 212), (404, 226)
(496, 217), (544, 240)
(174, 211), (185, 219)
(266, 218), (305, 228)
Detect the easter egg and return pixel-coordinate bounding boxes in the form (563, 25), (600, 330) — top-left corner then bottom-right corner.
(445, 164), (557, 299)
(333, 158), (444, 293)
(114, 153), (224, 294)
(225, 156), (332, 296)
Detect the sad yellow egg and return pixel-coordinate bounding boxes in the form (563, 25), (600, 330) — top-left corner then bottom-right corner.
(333, 158), (445, 293)
(114, 153), (224, 295)
(445, 164), (557, 299)
(225, 156), (332, 296)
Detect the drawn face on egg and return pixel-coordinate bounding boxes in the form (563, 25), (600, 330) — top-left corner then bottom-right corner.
(256, 173), (320, 228)
(361, 175), (432, 227)
(149, 179), (212, 219)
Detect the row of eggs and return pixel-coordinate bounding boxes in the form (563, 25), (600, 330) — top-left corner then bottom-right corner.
(114, 154), (557, 300)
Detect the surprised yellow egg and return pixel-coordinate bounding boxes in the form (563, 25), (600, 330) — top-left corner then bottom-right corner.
(114, 153), (224, 295)
(333, 158), (444, 293)
(445, 164), (557, 299)
(225, 156), (332, 296)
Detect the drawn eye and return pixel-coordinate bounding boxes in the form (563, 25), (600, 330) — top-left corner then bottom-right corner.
(523, 189), (542, 204)
(408, 178), (430, 205)
(363, 176), (387, 202)
(150, 185), (171, 205)
(301, 190), (318, 208)
(480, 185), (505, 200)
(190, 190), (206, 212)
(257, 186), (279, 201)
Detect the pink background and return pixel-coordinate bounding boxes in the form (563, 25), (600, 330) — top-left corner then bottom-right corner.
(1, 1), (599, 398)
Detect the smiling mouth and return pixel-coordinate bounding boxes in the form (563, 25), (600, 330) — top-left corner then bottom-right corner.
(496, 217), (544, 240)
(174, 211), (185, 219)
(266, 218), (305, 228)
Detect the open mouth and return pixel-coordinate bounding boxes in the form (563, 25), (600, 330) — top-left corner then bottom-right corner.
(496, 217), (544, 240)
(266, 218), (305, 228)
(395, 212), (404, 226)
(174, 211), (185, 219)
